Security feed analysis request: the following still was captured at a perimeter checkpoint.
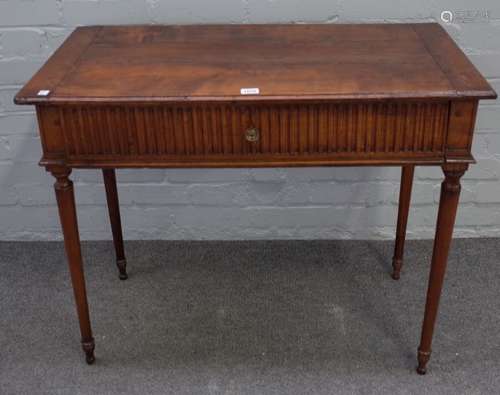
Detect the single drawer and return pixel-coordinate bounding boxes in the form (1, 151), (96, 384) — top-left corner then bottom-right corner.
(53, 101), (448, 162)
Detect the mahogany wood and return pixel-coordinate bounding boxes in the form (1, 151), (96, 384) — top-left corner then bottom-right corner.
(103, 169), (128, 280)
(392, 165), (415, 280)
(14, 23), (496, 372)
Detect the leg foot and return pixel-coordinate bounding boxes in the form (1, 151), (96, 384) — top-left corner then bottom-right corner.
(82, 339), (95, 365)
(117, 258), (128, 280)
(391, 258), (402, 280)
(417, 349), (431, 375)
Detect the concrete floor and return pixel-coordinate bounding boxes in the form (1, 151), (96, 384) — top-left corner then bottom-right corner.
(1, 239), (499, 394)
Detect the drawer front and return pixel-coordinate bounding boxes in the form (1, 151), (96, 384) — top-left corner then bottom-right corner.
(54, 102), (448, 163)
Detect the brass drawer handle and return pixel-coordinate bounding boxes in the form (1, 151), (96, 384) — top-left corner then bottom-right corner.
(245, 127), (259, 142)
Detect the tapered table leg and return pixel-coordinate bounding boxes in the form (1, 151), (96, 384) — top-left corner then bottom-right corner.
(416, 163), (468, 375)
(103, 169), (128, 280)
(52, 167), (95, 364)
(392, 165), (415, 280)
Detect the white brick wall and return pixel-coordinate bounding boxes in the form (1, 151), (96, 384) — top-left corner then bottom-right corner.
(0, 0), (499, 241)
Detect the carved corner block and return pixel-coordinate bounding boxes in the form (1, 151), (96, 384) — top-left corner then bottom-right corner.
(445, 100), (478, 164)
(36, 105), (67, 169)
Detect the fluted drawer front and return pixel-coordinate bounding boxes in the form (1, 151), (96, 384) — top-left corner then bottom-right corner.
(59, 102), (448, 159)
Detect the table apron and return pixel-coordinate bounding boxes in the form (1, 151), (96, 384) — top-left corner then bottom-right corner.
(35, 100), (478, 169)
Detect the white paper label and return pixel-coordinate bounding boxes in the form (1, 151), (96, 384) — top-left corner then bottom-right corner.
(240, 88), (260, 95)
(37, 90), (51, 96)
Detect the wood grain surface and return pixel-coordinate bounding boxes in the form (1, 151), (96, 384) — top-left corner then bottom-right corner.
(15, 24), (496, 104)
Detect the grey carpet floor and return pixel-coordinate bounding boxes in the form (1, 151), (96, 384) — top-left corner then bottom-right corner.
(1, 239), (499, 395)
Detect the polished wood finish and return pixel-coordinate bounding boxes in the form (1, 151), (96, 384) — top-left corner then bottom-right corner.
(46, 101), (451, 168)
(15, 24), (496, 104)
(52, 167), (95, 364)
(15, 23), (496, 372)
(417, 163), (468, 374)
(103, 169), (127, 280)
(392, 165), (415, 280)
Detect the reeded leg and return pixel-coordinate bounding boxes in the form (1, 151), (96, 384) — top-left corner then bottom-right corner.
(416, 163), (468, 375)
(52, 167), (95, 364)
(103, 169), (128, 280)
(392, 165), (415, 280)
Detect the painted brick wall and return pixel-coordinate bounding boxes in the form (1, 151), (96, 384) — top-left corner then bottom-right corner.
(1, 0), (499, 240)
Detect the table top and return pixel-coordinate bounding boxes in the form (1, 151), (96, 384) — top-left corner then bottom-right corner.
(15, 23), (496, 105)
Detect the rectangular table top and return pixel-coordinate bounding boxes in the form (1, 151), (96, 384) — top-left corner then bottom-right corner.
(15, 23), (496, 105)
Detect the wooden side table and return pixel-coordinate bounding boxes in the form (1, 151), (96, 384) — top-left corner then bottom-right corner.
(15, 23), (496, 374)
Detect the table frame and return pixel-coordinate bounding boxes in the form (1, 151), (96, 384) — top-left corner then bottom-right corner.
(14, 23), (497, 375)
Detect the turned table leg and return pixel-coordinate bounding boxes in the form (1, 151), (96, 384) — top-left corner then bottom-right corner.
(103, 169), (128, 280)
(416, 163), (467, 374)
(392, 165), (415, 280)
(52, 168), (95, 364)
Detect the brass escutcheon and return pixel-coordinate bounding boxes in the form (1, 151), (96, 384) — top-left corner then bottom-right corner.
(245, 127), (259, 142)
